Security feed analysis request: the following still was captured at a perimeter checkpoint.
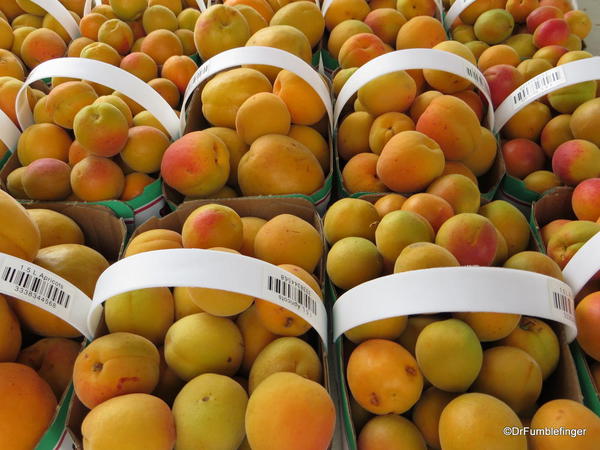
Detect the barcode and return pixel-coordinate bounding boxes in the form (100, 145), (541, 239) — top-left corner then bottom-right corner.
(267, 275), (317, 315)
(1, 266), (70, 309)
(512, 69), (565, 106)
(552, 291), (573, 317)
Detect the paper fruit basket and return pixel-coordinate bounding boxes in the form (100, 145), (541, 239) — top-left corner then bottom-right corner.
(493, 56), (600, 214)
(165, 46), (334, 214)
(59, 197), (338, 449)
(1, 56), (181, 231)
(0, 195), (127, 450)
(531, 186), (600, 415)
(334, 48), (504, 203)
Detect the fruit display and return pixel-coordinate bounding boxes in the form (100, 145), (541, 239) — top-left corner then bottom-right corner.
(162, 45), (333, 211)
(62, 198), (336, 449)
(0, 190), (126, 449)
(532, 186), (600, 414)
(325, 195), (600, 447)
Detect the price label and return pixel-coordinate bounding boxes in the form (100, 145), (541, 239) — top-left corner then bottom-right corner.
(548, 278), (575, 323)
(510, 67), (566, 108)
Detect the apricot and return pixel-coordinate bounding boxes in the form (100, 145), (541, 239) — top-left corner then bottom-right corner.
(327, 237), (382, 290)
(401, 193), (454, 232)
(79, 12), (108, 40)
(73, 102), (129, 157)
(0, 48), (25, 80)
(125, 229), (182, 257)
(459, 128), (497, 178)
(427, 174), (481, 214)
(570, 97), (600, 147)
(202, 68), (272, 128)
(439, 393), (527, 449)
(236, 305), (277, 374)
(412, 387), (458, 449)
(255, 263), (322, 336)
(518, 58), (553, 83)
(323, 198), (379, 244)
(71, 156), (125, 201)
(377, 131), (445, 193)
(423, 41), (476, 94)
(200, 127), (247, 186)
(273, 69), (325, 126)
(142, 5), (177, 34)
(22, 158), (71, 201)
(80, 41), (122, 67)
(565, 10), (592, 40)
(417, 95), (481, 161)
(375, 209), (434, 264)
(193, 5), (249, 61)
(396, 16), (446, 49)
(244, 25), (311, 80)
(344, 315), (407, 344)
(118, 126), (169, 174)
(327, 19), (372, 59)
(287, 125), (329, 172)
(435, 213), (497, 266)
(348, 339), (423, 414)
(548, 81), (596, 114)
(479, 200), (529, 256)
(540, 219), (571, 248)
(552, 139), (600, 186)
(0, 77), (35, 126)
(358, 71), (416, 116)
(26, 209), (83, 249)
(173, 373), (248, 449)
(465, 40), (489, 59)
(233, 4), (266, 35)
(503, 101), (552, 140)
(140, 29), (183, 65)
(529, 399), (600, 450)
(17, 123), (71, 165)
(0, 363), (57, 450)
(324, 0), (369, 31)
(235, 92), (290, 144)
(246, 372), (335, 449)
(343, 152), (388, 194)
(368, 112), (414, 155)
(160, 131), (230, 197)
(0, 295), (20, 362)
(338, 111), (374, 161)
(270, 1), (323, 48)
(575, 291), (600, 361)
(181, 203), (242, 250)
(164, 312), (243, 380)
(393, 242), (459, 273)
(160, 55), (196, 95)
(374, 193), (406, 218)
(478, 44), (520, 72)
(238, 134), (324, 196)
(358, 414), (426, 449)
(540, 114), (573, 158)
(498, 317), (560, 380)
(571, 178), (600, 221)
(110, 0), (147, 21)
(0, 188), (40, 261)
(338, 32), (387, 69)
(98, 18), (134, 55)
(20, 28), (66, 69)
(119, 52), (158, 82)
(363, 8), (406, 46)
(409, 90), (443, 123)
(474, 9), (514, 44)
(171, 287), (203, 321)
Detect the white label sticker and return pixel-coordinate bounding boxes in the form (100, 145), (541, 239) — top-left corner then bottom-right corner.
(332, 267), (577, 343)
(89, 249), (329, 348)
(510, 67), (566, 109)
(547, 278), (575, 323)
(0, 253), (93, 340)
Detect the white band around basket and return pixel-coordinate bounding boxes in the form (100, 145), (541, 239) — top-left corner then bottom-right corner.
(89, 249), (329, 348)
(15, 57), (181, 139)
(332, 267), (576, 342)
(30, 0), (80, 40)
(180, 46), (334, 134)
(0, 109), (21, 152)
(562, 231), (600, 297)
(0, 252), (94, 340)
(494, 57), (600, 134)
(334, 49), (494, 128)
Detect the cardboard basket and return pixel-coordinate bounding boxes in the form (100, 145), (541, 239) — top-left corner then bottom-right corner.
(4, 57), (183, 231)
(333, 48), (504, 202)
(0, 202), (127, 450)
(63, 197), (337, 448)
(168, 46), (335, 214)
(493, 57), (600, 216)
(531, 186), (600, 415)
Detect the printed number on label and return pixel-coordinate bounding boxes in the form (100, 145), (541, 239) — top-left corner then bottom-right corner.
(464, 65), (486, 89)
(1, 266), (71, 309)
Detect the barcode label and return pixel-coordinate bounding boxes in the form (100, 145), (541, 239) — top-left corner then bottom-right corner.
(512, 67), (566, 107)
(1, 265), (71, 309)
(548, 280), (575, 322)
(265, 273), (318, 318)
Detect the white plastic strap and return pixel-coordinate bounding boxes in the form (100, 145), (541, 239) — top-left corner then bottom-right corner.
(0, 253), (94, 340)
(562, 231), (600, 297)
(196, 0), (209, 12)
(332, 267), (576, 342)
(29, 0), (80, 40)
(89, 249), (329, 348)
(444, 0), (477, 30)
(494, 57), (600, 134)
(83, 0), (100, 16)
(0, 108), (21, 152)
(334, 49), (494, 128)
(15, 57), (181, 139)
(180, 46), (334, 134)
